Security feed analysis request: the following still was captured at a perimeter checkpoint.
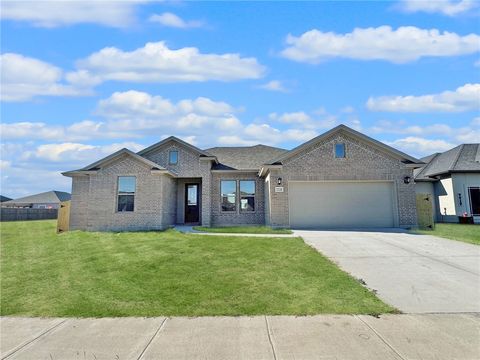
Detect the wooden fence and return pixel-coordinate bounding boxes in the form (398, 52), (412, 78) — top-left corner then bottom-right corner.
(416, 193), (434, 230)
(0, 207), (58, 222)
(56, 201), (70, 233)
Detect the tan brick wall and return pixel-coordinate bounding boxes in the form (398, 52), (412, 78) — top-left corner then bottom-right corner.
(210, 172), (265, 226)
(267, 133), (417, 228)
(142, 140), (212, 226)
(69, 154), (176, 231)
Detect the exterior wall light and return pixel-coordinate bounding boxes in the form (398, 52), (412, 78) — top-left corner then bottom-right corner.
(403, 176), (411, 184)
(277, 177), (283, 185)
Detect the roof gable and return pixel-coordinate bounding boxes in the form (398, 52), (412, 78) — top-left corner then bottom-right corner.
(138, 136), (215, 159)
(62, 148), (175, 177)
(267, 124), (422, 165)
(81, 148), (165, 171)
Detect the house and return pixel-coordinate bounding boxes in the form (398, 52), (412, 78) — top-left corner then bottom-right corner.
(414, 144), (480, 224)
(0, 195), (12, 203)
(63, 125), (423, 231)
(1, 191), (71, 209)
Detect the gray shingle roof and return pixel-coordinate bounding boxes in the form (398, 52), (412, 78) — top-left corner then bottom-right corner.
(204, 145), (288, 170)
(414, 144), (480, 181)
(2, 191), (71, 205)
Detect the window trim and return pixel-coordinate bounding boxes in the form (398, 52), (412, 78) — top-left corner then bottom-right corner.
(239, 180), (256, 212)
(116, 176), (136, 213)
(169, 150), (179, 165)
(468, 187), (480, 216)
(334, 143), (346, 158)
(220, 180), (237, 212)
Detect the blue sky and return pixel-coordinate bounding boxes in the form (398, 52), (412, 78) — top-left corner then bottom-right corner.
(1, 0), (479, 198)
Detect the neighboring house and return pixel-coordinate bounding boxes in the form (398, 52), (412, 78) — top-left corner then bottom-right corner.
(0, 195), (12, 202)
(63, 125), (423, 231)
(1, 191), (71, 209)
(414, 144), (480, 223)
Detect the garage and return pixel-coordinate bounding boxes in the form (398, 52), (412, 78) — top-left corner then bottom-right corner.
(289, 181), (395, 228)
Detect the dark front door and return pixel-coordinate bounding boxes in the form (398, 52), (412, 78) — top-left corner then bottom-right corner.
(185, 184), (200, 223)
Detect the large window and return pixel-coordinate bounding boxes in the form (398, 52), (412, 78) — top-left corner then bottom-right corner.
(335, 143), (346, 158)
(117, 176), (136, 212)
(240, 180), (255, 211)
(221, 180), (236, 211)
(169, 150), (178, 165)
(469, 187), (480, 215)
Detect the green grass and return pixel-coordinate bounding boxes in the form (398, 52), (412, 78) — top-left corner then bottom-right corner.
(1, 220), (394, 317)
(416, 223), (480, 245)
(193, 225), (292, 234)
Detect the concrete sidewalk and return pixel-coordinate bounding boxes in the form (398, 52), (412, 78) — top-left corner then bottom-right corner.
(2, 314), (479, 360)
(174, 225), (297, 237)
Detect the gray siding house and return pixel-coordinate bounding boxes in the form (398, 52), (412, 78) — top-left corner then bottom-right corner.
(63, 125), (423, 231)
(414, 144), (480, 223)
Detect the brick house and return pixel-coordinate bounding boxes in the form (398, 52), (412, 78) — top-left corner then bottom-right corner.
(63, 125), (423, 231)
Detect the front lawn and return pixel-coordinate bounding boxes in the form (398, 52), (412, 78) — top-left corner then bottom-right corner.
(193, 225), (292, 234)
(416, 223), (480, 245)
(1, 220), (394, 317)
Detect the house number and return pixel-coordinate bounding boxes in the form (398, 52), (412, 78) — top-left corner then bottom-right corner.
(275, 186), (284, 193)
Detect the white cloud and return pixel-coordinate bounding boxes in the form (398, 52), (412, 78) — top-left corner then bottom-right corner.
(367, 83), (480, 112)
(269, 110), (338, 130)
(270, 111), (312, 124)
(149, 12), (204, 29)
(0, 160), (11, 170)
(258, 80), (288, 92)
(22, 142), (145, 163)
(370, 120), (454, 135)
(281, 26), (480, 64)
(397, 0), (479, 16)
(0, 120), (131, 142)
(374, 118), (480, 156)
(0, 53), (88, 102)
(387, 137), (457, 156)
(0, 0), (149, 28)
(70, 41), (265, 85)
(218, 124), (317, 147)
(1, 91), (242, 142)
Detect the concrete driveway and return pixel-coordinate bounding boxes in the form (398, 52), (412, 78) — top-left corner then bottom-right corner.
(295, 229), (480, 313)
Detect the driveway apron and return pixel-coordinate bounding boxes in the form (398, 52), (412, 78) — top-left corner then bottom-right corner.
(295, 229), (480, 313)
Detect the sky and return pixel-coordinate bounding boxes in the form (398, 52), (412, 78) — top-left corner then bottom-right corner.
(1, 0), (479, 198)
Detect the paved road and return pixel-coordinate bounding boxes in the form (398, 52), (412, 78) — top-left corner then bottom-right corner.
(295, 229), (480, 313)
(1, 314), (479, 359)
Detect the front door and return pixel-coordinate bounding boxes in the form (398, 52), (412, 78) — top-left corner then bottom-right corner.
(185, 184), (200, 223)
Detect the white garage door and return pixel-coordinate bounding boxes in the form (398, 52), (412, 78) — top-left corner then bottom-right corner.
(289, 181), (395, 228)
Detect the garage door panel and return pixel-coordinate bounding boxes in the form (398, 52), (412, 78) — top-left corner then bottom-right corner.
(289, 182), (394, 228)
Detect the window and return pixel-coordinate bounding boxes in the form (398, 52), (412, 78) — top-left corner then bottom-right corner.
(169, 150), (178, 165)
(221, 180), (236, 211)
(117, 176), (136, 212)
(335, 143), (345, 158)
(469, 187), (480, 215)
(240, 180), (255, 211)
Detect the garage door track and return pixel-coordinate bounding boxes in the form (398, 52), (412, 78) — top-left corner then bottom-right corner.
(295, 229), (480, 313)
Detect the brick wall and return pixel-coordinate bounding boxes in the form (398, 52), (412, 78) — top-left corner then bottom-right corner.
(69, 154), (176, 231)
(267, 132), (417, 228)
(142, 140), (212, 226)
(210, 172), (265, 226)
